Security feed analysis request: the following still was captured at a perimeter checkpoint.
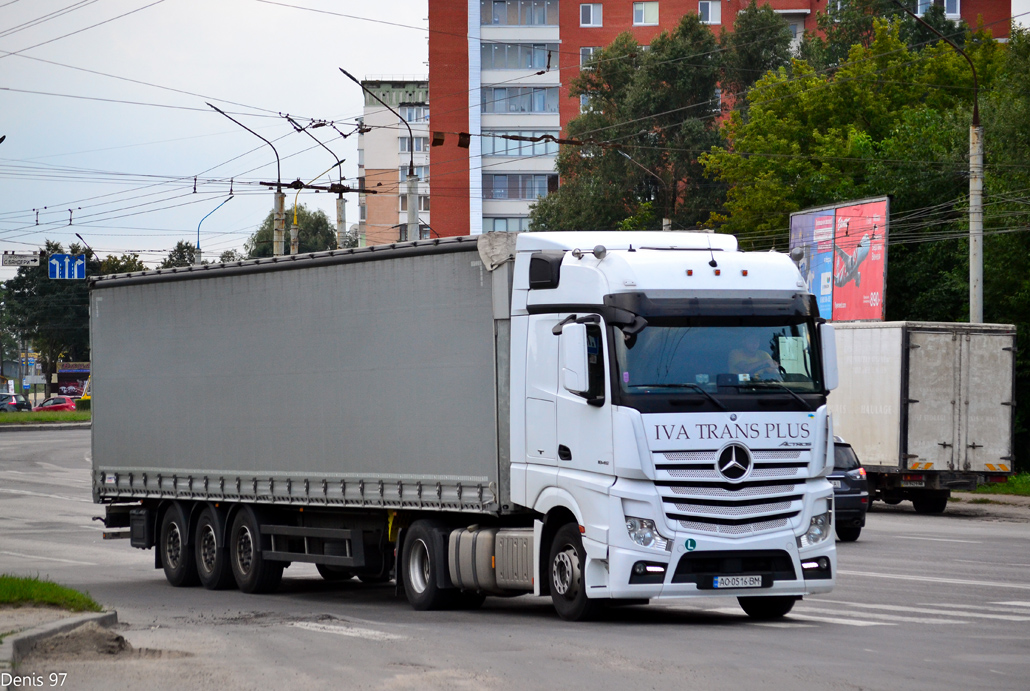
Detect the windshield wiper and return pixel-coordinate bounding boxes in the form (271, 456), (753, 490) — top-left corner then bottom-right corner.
(641, 383), (727, 410)
(746, 380), (814, 411)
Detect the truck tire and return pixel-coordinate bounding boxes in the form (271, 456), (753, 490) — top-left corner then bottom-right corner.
(316, 565), (354, 582)
(159, 503), (199, 587)
(835, 525), (861, 542)
(194, 507), (235, 590)
(401, 520), (452, 610)
(548, 523), (598, 622)
(229, 507), (283, 594)
(738, 596), (796, 620)
(912, 493), (949, 515)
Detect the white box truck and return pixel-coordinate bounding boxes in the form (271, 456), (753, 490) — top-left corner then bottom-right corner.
(92, 231), (839, 620)
(829, 322), (1016, 513)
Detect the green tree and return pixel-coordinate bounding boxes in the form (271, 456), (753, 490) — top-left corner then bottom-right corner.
(719, 1), (794, 100)
(99, 253), (146, 275)
(530, 16), (724, 231)
(245, 204), (338, 258)
(218, 249), (246, 263)
(160, 240), (201, 268)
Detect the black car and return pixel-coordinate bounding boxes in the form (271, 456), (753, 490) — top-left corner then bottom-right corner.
(830, 439), (869, 542)
(0, 392), (32, 412)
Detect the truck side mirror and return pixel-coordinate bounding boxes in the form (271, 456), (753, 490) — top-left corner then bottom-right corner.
(560, 323), (590, 395)
(820, 323), (838, 392)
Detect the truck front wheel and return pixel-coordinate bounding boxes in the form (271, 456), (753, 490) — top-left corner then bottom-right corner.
(548, 524), (598, 622)
(159, 503), (199, 587)
(229, 507), (283, 593)
(738, 596), (796, 620)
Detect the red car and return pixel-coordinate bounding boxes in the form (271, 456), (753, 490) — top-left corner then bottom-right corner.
(33, 396), (79, 412)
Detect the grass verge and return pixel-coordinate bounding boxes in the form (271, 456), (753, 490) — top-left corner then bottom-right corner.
(0, 575), (102, 613)
(0, 411), (91, 425)
(975, 472), (1030, 497)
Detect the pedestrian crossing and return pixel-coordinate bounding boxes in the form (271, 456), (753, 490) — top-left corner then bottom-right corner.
(685, 599), (1030, 628)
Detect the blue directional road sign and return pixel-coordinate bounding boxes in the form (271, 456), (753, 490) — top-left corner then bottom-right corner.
(48, 254), (86, 280)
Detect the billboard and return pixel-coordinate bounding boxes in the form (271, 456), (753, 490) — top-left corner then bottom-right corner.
(790, 197), (889, 321)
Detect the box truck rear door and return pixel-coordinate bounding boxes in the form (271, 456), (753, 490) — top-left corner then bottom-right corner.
(906, 330), (959, 471)
(960, 331), (1015, 473)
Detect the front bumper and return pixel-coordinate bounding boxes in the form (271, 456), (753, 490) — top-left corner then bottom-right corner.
(834, 493), (868, 527)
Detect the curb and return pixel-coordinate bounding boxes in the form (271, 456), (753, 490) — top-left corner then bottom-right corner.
(0, 611), (117, 681)
(0, 422), (91, 433)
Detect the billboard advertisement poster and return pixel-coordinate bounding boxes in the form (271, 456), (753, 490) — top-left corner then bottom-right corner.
(831, 199), (888, 321)
(789, 211), (835, 320)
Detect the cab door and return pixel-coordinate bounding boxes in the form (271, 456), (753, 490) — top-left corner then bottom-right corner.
(555, 317), (614, 476)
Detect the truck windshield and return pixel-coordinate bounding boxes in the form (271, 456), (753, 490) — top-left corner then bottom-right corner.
(613, 320), (822, 398)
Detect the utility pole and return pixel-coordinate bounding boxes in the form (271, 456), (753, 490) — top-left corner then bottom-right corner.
(207, 103), (285, 258)
(340, 68), (420, 243)
(336, 196), (347, 249)
(284, 116), (349, 251)
(893, 1), (982, 322)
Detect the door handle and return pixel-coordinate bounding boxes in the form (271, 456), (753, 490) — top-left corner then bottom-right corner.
(938, 442), (952, 448)
(558, 445), (572, 461)
(968, 443), (983, 449)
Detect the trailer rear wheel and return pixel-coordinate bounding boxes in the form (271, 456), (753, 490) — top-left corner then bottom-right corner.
(195, 508), (235, 590)
(159, 503), (199, 587)
(738, 596), (796, 620)
(401, 520), (452, 610)
(548, 523), (598, 622)
(229, 507), (283, 594)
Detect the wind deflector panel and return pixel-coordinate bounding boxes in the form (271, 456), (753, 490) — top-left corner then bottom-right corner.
(529, 251), (564, 290)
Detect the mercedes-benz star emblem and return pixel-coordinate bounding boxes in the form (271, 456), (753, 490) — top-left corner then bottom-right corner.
(717, 444), (752, 481)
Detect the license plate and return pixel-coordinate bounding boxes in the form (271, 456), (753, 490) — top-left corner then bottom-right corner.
(713, 575), (763, 589)
(830, 480), (842, 489)
(901, 480), (924, 487)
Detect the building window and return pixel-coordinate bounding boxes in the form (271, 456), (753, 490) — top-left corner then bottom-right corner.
(480, 43), (559, 70)
(580, 93), (590, 112)
(399, 166), (429, 181)
(580, 3), (602, 27)
(399, 137), (430, 153)
(485, 217), (531, 232)
(483, 173), (558, 200)
(633, 2), (658, 26)
(358, 148), (364, 167)
(580, 46), (598, 68)
(945, 0), (959, 16)
(698, 0), (720, 24)
(481, 0), (559, 26)
(482, 130), (560, 156)
(712, 88), (722, 113)
(482, 87), (560, 114)
(359, 204), (367, 221)
(400, 195), (431, 212)
(400, 106), (429, 123)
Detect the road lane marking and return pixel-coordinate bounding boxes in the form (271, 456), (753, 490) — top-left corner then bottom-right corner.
(0, 488), (91, 503)
(993, 601), (1030, 608)
(798, 606), (965, 625)
(923, 603), (1030, 614)
(823, 601), (1030, 622)
(838, 570), (1030, 591)
(290, 621), (406, 641)
(954, 559), (1030, 568)
(0, 550), (97, 566)
(897, 536), (980, 544)
(706, 607), (890, 627)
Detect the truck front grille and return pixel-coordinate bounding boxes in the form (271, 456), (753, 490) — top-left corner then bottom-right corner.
(654, 450), (808, 535)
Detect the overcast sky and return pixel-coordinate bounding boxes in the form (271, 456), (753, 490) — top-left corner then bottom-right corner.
(1, 1), (1027, 280)
(0, 0), (429, 279)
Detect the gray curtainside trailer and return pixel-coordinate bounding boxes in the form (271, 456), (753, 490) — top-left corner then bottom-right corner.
(92, 236), (515, 592)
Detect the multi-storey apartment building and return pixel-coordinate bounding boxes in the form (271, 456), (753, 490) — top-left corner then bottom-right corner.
(428, 0), (1011, 238)
(356, 78), (431, 246)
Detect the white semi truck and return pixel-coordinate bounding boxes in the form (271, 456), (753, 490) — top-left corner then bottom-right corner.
(92, 231), (839, 621)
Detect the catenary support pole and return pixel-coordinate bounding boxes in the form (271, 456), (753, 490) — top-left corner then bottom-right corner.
(336, 196), (347, 249)
(274, 191), (286, 256)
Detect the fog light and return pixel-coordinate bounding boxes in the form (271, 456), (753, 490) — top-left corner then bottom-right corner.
(796, 511), (832, 548)
(634, 562), (646, 575)
(626, 517), (669, 550)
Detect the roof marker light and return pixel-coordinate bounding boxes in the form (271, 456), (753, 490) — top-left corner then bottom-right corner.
(686, 269), (693, 276)
(742, 270), (748, 276)
(714, 269), (721, 276)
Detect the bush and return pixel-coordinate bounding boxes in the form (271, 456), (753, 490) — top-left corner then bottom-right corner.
(76, 398), (91, 411)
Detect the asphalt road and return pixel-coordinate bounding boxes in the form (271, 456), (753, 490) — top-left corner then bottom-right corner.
(2, 430), (1029, 690)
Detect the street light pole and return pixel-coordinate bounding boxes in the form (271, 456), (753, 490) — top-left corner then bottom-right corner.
(892, 1), (982, 322)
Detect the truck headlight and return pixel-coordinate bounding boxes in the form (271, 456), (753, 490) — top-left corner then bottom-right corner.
(796, 511), (832, 548)
(626, 517), (669, 551)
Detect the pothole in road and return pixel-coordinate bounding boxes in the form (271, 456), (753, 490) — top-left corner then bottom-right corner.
(20, 622), (192, 662)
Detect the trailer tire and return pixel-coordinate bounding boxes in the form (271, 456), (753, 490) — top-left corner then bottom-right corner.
(912, 493), (949, 515)
(229, 507), (283, 594)
(548, 523), (598, 622)
(835, 525), (861, 542)
(738, 596), (796, 620)
(401, 520), (452, 610)
(194, 507), (236, 590)
(159, 503), (199, 588)
(316, 565), (354, 582)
